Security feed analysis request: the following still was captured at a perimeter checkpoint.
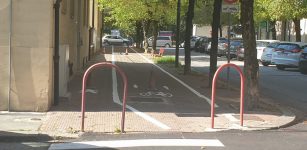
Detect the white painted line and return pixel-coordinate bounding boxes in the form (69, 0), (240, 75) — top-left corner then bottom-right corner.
(111, 46), (171, 130)
(223, 113), (239, 122)
(163, 85), (170, 90)
(49, 139), (224, 149)
(130, 48), (218, 108)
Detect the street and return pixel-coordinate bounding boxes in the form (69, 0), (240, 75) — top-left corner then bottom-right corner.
(1, 46), (306, 150)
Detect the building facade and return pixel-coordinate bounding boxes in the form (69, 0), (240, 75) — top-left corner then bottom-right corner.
(0, 0), (102, 111)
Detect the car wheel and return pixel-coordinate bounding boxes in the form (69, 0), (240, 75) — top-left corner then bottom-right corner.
(276, 65), (285, 70)
(261, 62), (270, 66)
(164, 44), (171, 48)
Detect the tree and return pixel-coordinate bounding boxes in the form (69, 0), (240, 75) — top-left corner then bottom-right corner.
(98, 0), (177, 52)
(240, 0), (260, 109)
(184, 0), (195, 74)
(255, 0), (307, 41)
(209, 0), (222, 87)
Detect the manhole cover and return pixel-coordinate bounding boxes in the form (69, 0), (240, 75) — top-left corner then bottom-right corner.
(233, 115), (264, 121)
(129, 97), (165, 103)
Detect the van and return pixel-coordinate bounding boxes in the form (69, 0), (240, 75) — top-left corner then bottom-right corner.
(148, 36), (172, 48)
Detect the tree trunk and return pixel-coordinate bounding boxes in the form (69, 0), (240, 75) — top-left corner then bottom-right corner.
(293, 18), (301, 42)
(270, 20), (277, 40)
(219, 24), (223, 37)
(209, 0), (222, 87)
(184, 0), (195, 75)
(152, 20), (158, 53)
(240, 0), (260, 110)
(142, 20), (151, 53)
(281, 21), (287, 41)
(136, 21), (142, 48)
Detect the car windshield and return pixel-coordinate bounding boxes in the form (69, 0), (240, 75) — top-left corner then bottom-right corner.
(267, 42), (279, 48)
(157, 37), (170, 40)
(276, 43), (300, 50)
(256, 41), (270, 47)
(230, 41), (242, 46)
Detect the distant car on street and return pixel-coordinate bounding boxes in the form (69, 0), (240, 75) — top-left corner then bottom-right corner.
(260, 41), (280, 66)
(271, 42), (307, 71)
(299, 46), (307, 74)
(102, 35), (130, 46)
(257, 40), (280, 60)
(194, 36), (210, 53)
(180, 36), (200, 50)
(148, 36), (172, 48)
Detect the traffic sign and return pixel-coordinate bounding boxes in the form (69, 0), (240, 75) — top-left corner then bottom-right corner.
(222, 4), (239, 13)
(224, 0), (238, 4)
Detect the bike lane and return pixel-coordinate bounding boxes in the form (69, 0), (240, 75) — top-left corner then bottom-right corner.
(104, 46), (229, 132)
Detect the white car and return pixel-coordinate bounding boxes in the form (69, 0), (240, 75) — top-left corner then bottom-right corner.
(260, 41), (280, 66)
(148, 36), (172, 48)
(102, 35), (130, 46)
(256, 40), (280, 60)
(271, 42), (307, 70)
(180, 36), (200, 49)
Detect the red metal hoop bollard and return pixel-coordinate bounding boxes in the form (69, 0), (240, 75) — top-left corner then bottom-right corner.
(81, 62), (128, 133)
(211, 63), (245, 128)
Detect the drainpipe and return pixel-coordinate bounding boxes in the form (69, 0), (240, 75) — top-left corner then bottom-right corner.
(77, 0), (81, 70)
(53, 0), (61, 106)
(88, 0), (95, 60)
(8, 0), (12, 111)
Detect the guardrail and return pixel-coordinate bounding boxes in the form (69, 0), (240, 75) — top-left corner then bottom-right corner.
(81, 62), (128, 133)
(211, 63), (245, 128)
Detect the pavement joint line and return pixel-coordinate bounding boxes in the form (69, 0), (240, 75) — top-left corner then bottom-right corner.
(130, 47), (218, 108)
(221, 113), (240, 122)
(111, 46), (171, 130)
(48, 139), (224, 149)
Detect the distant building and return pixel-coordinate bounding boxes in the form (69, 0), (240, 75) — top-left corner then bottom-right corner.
(0, 0), (103, 111)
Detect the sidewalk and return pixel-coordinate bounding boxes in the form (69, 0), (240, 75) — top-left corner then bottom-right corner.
(0, 47), (296, 139)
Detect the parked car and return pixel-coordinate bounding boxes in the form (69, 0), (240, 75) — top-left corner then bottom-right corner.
(271, 42), (307, 71)
(180, 36), (200, 50)
(217, 38), (230, 57)
(299, 46), (307, 74)
(226, 40), (243, 59)
(236, 44), (245, 61)
(148, 36), (172, 48)
(256, 40), (280, 60)
(194, 36), (210, 53)
(260, 41), (280, 66)
(102, 35), (130, 46)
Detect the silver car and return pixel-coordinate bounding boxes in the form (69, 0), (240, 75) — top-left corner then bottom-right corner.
(148, 36), (172, 48)
(260, 41), (280, 66)
(271, 42), (307, 70)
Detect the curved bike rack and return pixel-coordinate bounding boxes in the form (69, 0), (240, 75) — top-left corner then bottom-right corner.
(211, 63), (245, 128)
(81, 62), (128, 133)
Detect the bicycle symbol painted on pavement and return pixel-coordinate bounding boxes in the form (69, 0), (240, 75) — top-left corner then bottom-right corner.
(139, 91), (173, 98)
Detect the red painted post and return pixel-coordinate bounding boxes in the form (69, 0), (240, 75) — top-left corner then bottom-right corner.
(81, 62), (128, 133)
(211, 63), (245, 128)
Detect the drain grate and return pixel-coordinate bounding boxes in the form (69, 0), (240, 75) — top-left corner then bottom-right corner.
(129, 97), (165, 103)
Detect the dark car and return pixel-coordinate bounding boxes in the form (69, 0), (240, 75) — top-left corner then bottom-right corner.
(299, 46), (307, 74)
(226, 40), (243, 59)
(194, 36), (210, 53)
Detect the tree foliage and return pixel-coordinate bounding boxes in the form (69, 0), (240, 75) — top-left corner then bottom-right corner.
(98, 0), (177, 35)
